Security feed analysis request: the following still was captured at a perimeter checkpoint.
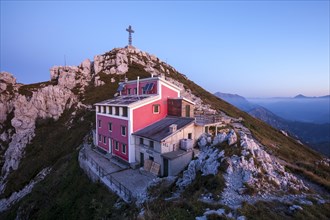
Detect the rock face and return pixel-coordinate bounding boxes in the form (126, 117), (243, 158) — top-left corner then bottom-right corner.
(2, 86), (76, 176)
(0, 72), (16, 124)
(50, 59), (92, 91)
(176, 146), (224, 189)
(0, 72), (77, 193)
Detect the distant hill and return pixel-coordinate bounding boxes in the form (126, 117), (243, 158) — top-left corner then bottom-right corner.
(215, 92), (330, 156)
(213, 92), (256, 111)
(294, 94), (330, 99)
(247, 96), (330, 124)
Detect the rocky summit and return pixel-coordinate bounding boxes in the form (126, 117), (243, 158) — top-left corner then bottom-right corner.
(0, 47), (329, 219)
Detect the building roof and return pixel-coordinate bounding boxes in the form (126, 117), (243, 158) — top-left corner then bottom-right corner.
(132, 116), (195, 142)
(162, 149), (191, 160)
(95, 95), (156, 106)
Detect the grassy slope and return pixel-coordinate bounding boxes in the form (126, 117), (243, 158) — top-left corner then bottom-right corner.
(1, 55), (329, 219)
(167, 69), (330, 191)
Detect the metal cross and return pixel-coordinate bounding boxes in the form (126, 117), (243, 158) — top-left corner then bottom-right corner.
(126, 25), (134, 46)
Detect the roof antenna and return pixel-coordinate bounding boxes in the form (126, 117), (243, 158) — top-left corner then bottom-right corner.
(64, 54), (68, 71)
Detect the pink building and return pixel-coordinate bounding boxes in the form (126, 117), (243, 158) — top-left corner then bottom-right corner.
(94, 76), (199, 176)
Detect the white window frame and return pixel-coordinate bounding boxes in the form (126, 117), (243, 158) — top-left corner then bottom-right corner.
(153, 104), (160, 114)
(122, 144), (126, 154)
(108, 122), (112, 132)
(98, 119), (102, 128)
(115, 141), (119, 151)
(121, 126), (126, 136)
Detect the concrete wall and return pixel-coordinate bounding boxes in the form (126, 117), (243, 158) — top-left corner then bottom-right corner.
(167, 151), (193, 176)
(161, 123), (195, 153)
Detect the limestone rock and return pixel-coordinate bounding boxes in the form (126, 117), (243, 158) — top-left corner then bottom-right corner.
(1, 85), (76, 187)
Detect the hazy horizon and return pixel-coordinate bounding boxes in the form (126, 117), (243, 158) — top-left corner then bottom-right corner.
(1, 1), (329, 97)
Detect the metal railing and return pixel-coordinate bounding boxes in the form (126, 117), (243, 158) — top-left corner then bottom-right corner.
(80, 148), (133, 202)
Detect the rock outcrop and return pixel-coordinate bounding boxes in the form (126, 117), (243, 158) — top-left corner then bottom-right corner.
(0, 72), (77, 193)
(176, 146), (224, 189)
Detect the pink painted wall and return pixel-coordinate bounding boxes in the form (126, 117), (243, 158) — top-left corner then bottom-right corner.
(121, 79), (158, 95)
(133, 85), (179, 132)
(97, 114), (129, 161)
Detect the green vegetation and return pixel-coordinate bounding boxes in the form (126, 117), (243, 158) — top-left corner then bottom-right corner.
(18, 81), (56, 98)
(238, 201), (330, 220)
(2, 108), (94, 198)
(0, 151), (136, 220)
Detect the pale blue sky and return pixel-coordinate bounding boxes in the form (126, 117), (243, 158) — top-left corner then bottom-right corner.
(1, 1), (329, 97)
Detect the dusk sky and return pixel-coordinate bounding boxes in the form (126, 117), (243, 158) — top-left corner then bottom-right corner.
(1, 1), (329, 97)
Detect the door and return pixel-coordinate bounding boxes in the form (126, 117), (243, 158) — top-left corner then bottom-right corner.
(163, 158), (169, 177)
(108, 138), (112, 154)
(140, 152), (144, 167)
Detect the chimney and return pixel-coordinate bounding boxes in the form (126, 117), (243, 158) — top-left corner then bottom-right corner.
(169, 124), (177, 133)
(137, 76), (140, 95)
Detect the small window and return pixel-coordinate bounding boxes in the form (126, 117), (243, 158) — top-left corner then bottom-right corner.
(98, 134), (101, 142)
(122, 107), (128, 117)
(103, 136), (106, 144)
(108, 122), (112, 132)
(149, 140), (154, 149)
(121, 126), (126, 136)
(122, 144), (126, 154)
(188, 133), (192, 139)
(103, 106), (106, 113)
(115, 141), (119, 151)
(139, 138), (144, 145)
(109, 106), (112, 114)
(153, 104), (160, 114)
(134, 88), (137, 94)
(149, 156), (154, 161)
(115, 107), (119, 116)
(127, 88), (131, 95)
(98, 120), (102, 128)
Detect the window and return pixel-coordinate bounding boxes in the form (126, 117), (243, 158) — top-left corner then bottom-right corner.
(98, 120), (102, 128)
(115, 141), (119, 151)
(109, 106), (112, 114)
(188, 133), (192, 139)
(98, 134), (101, 142)
(153, 104), (160, 114)
(149, 140), (154, 149)
(127, 88), (131, 95)
(121, 126), (126, 136)
(139, 138), (144, 145)
(134, 88), (137, 94)
(122, 107), (128, 117)
(115, 107), (119, 116)
(102, 106), (106, 113)
(122, 144), (126, 154)
(149, 156), (154, 161)
(103, 136), (106, 144)
(108, 122), (112, 132)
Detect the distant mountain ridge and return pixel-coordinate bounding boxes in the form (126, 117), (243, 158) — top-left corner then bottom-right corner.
(215, 92), (330, 156)
(294, 94), (330, 99)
